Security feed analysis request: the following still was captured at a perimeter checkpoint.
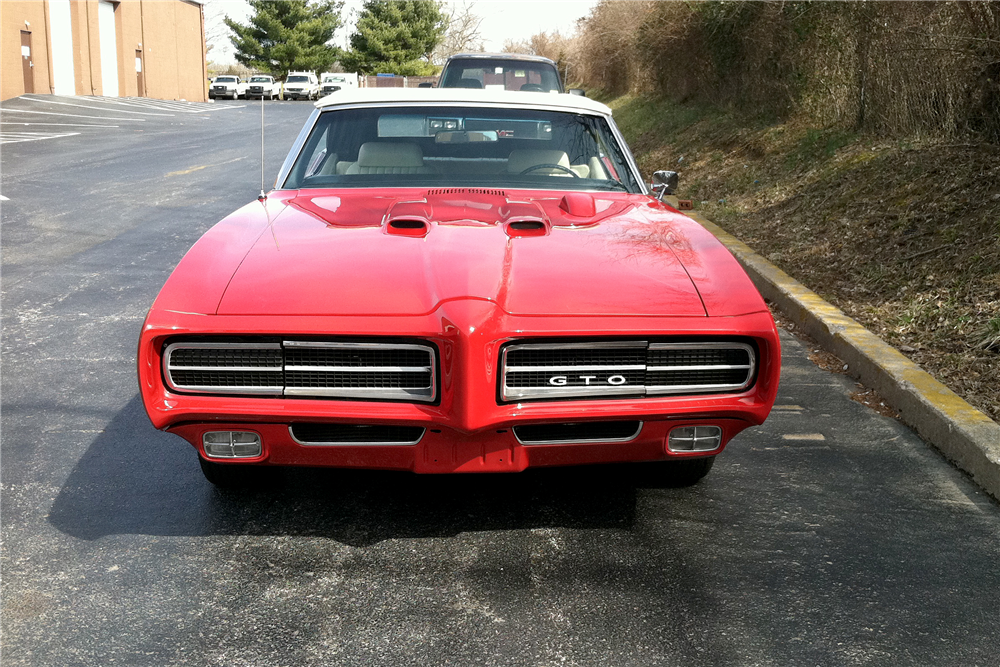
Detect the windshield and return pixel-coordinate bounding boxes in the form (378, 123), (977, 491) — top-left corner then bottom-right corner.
(283, 105), (639, 193)
(216, 77), (237, 83)
(250, 76), (271, 83)
(287, 76), (310, 83)
(440, 59), (562, 93)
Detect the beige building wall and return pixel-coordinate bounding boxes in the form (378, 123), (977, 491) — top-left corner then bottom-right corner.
(2, 0), (206, 101)
(1, 1), (54, 97)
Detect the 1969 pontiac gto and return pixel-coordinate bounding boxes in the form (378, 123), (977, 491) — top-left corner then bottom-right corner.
(137, 88), (781, 487)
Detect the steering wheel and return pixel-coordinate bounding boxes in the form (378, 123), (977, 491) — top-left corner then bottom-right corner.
(519, 163), (580, 177)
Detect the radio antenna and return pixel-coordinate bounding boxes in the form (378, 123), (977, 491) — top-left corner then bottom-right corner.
(257, 93), (278, 249)
(258, 93), (266, 202)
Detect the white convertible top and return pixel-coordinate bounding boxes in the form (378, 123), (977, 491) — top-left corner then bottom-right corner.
(314, 87), (612, 117)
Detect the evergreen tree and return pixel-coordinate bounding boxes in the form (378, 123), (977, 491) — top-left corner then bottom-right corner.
(225, 0), (344, 75)
(341, 1), (447, 75)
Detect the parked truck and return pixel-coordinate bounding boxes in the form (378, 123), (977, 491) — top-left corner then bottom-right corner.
(319, 73), (359, 96)
(209, 75), (248, 100)
(281, 72), (320, 101)
(246, 75), (280, 100)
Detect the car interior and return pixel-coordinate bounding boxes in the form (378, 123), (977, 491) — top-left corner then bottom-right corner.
(439, 60), (562, 93)
(285, 106), (635, 191)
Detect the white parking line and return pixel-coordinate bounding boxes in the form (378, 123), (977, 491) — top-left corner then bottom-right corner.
(20, 96), (173, 116)
(1, 122), (120, 128)
(0, 131), (81, 144)
(0, 108), (144, 122)
(85, 96), (245, 113)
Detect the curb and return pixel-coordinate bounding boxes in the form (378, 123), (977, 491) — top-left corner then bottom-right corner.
(671, 199), (1000, 501)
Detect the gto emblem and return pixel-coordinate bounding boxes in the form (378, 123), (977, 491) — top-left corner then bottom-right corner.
(549, 375), (627, 386)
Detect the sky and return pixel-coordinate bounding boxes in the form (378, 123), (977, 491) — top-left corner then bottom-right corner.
(203, 0), (601, 65)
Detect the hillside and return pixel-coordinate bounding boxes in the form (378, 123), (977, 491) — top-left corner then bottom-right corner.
(607, 94), (1000, 422)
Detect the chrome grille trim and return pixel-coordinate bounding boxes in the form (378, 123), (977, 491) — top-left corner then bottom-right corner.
(513, 421), (643, 445)
(164, 342), (283, 396)
(283, 341), (436, 402)
(645, 342), (756, 396)
(501, 341), (755, 401)
(163, 340), (436, 402)
(289, 424), (425, 446)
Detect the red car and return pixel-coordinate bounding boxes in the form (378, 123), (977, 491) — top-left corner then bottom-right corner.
(138, 88), (781, 487)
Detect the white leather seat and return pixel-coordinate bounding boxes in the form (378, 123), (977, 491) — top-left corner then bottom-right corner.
(346, 142), (431, 174)
(506, 149), (572, 174)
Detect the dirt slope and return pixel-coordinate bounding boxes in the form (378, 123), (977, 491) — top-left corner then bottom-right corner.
(610, 94), (1000, 422)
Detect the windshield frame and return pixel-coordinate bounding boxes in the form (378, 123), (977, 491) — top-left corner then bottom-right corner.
(440, 57), (564, 93)
(274, 101), (645, 194)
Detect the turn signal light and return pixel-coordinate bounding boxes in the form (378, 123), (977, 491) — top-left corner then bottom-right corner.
(668, 426), (722, 452)
(203, 431), (262, 458)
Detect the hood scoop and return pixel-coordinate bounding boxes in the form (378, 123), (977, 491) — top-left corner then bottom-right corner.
(505, 219), (547, 237)
(387, 218), (429, 237)
(385, 200), (431, 237)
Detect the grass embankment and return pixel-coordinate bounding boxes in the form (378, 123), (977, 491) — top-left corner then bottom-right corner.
(606, 93), (1000, 422)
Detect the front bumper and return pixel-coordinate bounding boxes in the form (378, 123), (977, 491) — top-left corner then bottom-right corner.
(168, 418), (749, 473)
(139, 306), (780, 473)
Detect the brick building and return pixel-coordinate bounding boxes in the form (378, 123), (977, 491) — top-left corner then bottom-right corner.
(2, 0), (207, 102)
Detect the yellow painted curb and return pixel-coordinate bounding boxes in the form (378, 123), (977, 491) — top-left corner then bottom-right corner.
(669, 198), (1000, 501)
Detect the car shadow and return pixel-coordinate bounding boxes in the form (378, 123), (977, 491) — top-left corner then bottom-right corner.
(47, 395), (661, 546)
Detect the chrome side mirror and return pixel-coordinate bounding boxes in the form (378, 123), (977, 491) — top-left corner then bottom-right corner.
(651, 170), (679, 201)
(568, 88), (586, 96)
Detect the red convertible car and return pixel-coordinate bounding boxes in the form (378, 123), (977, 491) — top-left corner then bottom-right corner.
(138, 88), (781, 486)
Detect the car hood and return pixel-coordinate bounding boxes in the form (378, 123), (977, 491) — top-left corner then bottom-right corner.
(214, 190), (711, 318)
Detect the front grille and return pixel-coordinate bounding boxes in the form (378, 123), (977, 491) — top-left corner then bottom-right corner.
(163, 340), (436, 402)
(290, 423), (424, 446)
(513, 421), (642, 445)
(501, 341), (755, 401)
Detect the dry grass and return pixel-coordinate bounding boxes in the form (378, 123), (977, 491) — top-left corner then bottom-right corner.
(579, 1), (1000, 141)
(611, 95), (1000, 423)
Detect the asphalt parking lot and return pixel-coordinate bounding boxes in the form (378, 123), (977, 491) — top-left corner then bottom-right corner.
(2, 95), (1000, 666)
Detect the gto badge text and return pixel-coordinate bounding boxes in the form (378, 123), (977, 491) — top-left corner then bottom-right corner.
(549, 375), (628, 386)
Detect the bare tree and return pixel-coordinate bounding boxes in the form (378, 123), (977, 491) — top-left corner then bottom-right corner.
(433, 1), (485, 63)
(501, 38), (532, 54)
(202, 0), (238, 62)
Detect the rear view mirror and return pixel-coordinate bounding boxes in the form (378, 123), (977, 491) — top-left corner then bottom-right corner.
(651, 170), (679, 200)
(435, 131), (498, 144)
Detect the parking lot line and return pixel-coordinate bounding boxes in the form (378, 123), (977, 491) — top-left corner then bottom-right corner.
(0, 131), (81, 144)
(0, 108), (145, 122)
(1, 122), (120, 128)
(19, 96), (173, 116)
(84, 96), (245, 113)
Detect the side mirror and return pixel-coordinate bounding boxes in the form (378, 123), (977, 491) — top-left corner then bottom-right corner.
(568, 88), (586, 96)
(651, 170), (679, 201)
(418, 82), (434, 88)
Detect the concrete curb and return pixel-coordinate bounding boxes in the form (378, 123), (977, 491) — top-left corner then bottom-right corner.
(672, 200), (1000, 501)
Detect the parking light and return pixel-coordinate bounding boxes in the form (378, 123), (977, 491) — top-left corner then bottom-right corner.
(203, 431), (262, 458)
(668, 426), (722, 452)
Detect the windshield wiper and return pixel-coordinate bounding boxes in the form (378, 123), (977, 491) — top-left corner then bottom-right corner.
(591, 182), (630, 192)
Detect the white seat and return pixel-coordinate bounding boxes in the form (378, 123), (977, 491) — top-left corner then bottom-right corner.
(346, 142), (431, 174)
(506, 149), (572, 174)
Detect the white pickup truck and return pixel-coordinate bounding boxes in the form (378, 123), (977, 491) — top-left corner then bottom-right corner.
(246, 75), (280, 100)
(281, 72), (320, 101)
(320, 73), (359, 96)
(209, 75), (248, 100)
